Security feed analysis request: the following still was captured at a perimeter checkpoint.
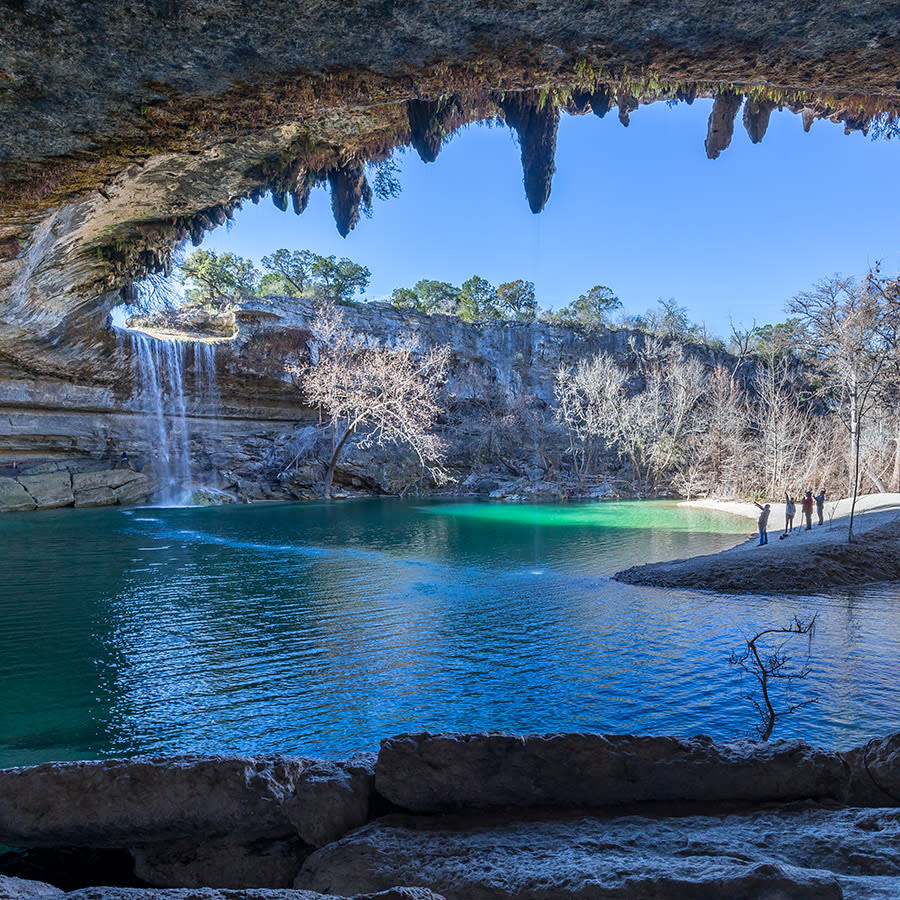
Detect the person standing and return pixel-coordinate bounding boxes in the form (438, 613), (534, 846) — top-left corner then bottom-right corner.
(801, 490), (814, 530)
(815, 489), (826, 526)
(754, 501), (771, 545)
(784, 492), (796, 535)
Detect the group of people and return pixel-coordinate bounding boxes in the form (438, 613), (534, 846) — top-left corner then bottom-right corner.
(753, 490), (826, 546)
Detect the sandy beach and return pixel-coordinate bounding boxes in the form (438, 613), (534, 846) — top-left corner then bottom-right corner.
(614, 492), (900, 592)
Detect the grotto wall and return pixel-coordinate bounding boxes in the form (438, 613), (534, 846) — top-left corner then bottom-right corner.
(4, 1), (900, 384)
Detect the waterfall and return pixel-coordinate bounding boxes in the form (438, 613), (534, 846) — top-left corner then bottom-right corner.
(192, 340), (223, 474)
(130, 333), (192, 505)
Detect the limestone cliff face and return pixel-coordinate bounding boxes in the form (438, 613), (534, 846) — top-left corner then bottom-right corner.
(0, 296), (733, 510)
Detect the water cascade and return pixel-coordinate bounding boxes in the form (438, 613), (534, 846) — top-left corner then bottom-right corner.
(129, 333), (205, 505)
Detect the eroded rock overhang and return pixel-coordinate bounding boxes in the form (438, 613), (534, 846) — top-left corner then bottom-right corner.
(2, 0), (900, 378)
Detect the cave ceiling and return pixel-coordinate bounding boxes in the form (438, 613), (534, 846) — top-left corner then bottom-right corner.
(2, 0), (900, 378)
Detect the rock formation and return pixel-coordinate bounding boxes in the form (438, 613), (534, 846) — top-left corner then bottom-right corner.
(1, 731), (900, 898)
(3, 1), (900, 388)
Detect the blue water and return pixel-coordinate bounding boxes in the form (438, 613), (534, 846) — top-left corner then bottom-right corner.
(0, 498), (898, 767)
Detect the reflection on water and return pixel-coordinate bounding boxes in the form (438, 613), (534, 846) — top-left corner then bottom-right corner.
(1, 499), (898, 767)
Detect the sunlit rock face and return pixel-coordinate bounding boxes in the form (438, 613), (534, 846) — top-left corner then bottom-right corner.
(2, 0), (900, 380)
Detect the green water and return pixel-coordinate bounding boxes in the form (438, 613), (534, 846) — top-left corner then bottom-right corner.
(0, 498), (897, 766)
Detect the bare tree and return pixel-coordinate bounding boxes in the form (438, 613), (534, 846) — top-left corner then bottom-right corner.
(289, 302), (451, 498)
(730, 614), (818, 741)
(788, 276), (896, 540)
(554, 353), (625, 490)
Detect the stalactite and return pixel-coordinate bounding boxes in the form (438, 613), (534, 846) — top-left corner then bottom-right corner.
(590, 86), (613, 118)
(270, 189), (289, 212)
(407, 97), (460, 162)
(801, 108), (816, 132)
(705, 90), (743, 159)
(328, 163), (368, 237)
(499, 91), (559, 214)
(617, 91), (638, 126)
(743, 98), (777, 143)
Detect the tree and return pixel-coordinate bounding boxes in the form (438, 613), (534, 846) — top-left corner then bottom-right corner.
(495, 279), (538, 322)
(554, 353), (626, 490)
(553, 284), (621, 327)
(729, 614), (818, 741)
(391, 280), (459, 315)
(181, 250), (259, 307)
(289, 303), (450, 498)
(457, 276), (500, 322)
(259, 249), (317, 296)
(309, 254), (370, 303)
(788, 275), (897, 540)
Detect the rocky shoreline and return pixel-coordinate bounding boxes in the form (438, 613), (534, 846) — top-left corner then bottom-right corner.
(615, 495), (900, 593)
(2, 731), (900, 899)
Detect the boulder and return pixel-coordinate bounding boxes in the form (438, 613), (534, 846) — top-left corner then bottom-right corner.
(297, 807), (893, 898)
(283, 756), (376, 848)
(0, 876), (63, 900)
(843, 731), (900, 806)
(113, 473), (155, 506)
(16, 472), (74, 509)
(0, 478), (36, 512)
(374, 732), (849, 813)
(0, 755), (374, 852)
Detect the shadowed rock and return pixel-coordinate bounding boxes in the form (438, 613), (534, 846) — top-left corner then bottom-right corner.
(590, 86), (613, 118)
(705, 90), (744, 158)
(499, 92), (559, 214)
(374, 732), (849, 813)
(328, 164), (369, 237)
(407, 98), (459, 163)
(742, 98), (777, 143)
(0, 754), (375, 886)
(802, 107), (817, 131)
(676, 85), (698, 105)
(271, 190), (289, 212)
(564, 90), (593, 115)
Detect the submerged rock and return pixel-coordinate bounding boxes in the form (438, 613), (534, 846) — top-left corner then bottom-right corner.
(375, 731), (849, 813)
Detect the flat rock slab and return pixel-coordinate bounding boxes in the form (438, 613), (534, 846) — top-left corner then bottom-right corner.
(297, 806), (900, 899)
(375, 732), (849, 813)
(0, 755), (374, 851)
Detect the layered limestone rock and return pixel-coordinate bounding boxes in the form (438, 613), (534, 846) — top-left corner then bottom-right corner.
(0, 462), (155, 512)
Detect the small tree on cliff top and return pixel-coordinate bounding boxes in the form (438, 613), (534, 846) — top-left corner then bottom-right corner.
(289, 303), (451, 498)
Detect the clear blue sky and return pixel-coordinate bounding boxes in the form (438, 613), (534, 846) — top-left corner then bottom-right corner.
(203, 99), (900, 337)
